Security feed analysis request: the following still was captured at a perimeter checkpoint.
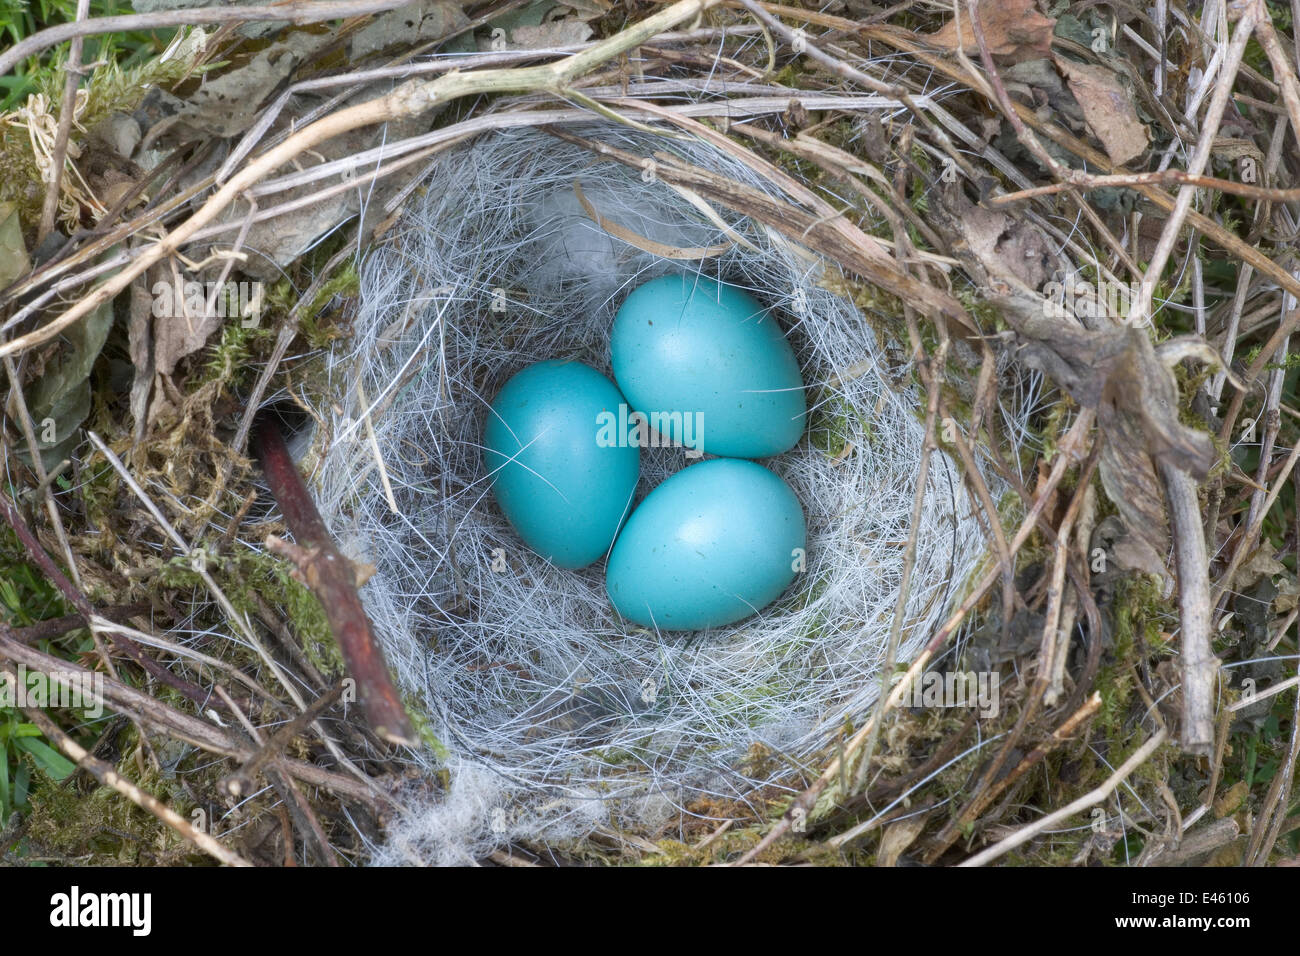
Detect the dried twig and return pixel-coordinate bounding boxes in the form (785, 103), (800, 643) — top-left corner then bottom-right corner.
(37, 0), (90, 241)
(254, 417), (414, 746)
(0, 629), (392, 810)
(9, 691), (253, 867)
(1163, 462), (1216, 753)
(0, 0), (417, 77)
(1129, 1), (1260, 324)
(957, 728), (1168, 866)
(853, 308), (949, 792)
(0, 0), (725, 362)
(0, 488), (220, 711)
(736, 411), (1095, 863)
(222, 681), (348, 799)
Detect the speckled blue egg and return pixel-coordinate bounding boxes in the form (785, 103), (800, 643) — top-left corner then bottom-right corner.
(483, 360), (640, 569)
(606, 459), (806, 631)
(611, 275), (806, 459)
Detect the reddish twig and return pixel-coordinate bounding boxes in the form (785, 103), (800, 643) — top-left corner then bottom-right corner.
(7, 603), (154, 644)
(253, 417), (416, 746)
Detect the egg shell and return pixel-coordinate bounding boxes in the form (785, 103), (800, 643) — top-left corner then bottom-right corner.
(483, 360), (640, 569)
(611, 275), (806, 459)
(606, 458), (806, 631)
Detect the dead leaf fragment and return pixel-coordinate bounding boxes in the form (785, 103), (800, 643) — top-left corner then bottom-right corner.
(934, 192), (1215, 565)
(877, 814), (927, 867)
(1053, 55), (1149, 166)
(176, 31), (329, 139)
(352, 1), (469, 59)
(152, 269), (223, 378)
(1212, 780), (1249, 819)
(0, 202), (31, 288)
(950, 202), (1057, 291)
(512, 18), (593, 48)
(1233, 549), (1288, 592)
(925, 0), (1055, 63)
(23, 297), (114, 470)
(561, 0), (611, 18)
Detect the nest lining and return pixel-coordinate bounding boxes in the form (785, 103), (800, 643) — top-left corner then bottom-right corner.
(306, 123), (1006, 864)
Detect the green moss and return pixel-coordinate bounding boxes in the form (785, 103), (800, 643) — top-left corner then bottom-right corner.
(199, 315), (277, 392)
(158, 543), (341, 678)
(1095, 574), (1166, 741)
(405, 702), (448, 761)
(297, 260), (361, 349)
(807, 390), (865, 456)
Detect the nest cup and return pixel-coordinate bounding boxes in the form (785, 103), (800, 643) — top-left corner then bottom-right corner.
(310, 124), (993, 864)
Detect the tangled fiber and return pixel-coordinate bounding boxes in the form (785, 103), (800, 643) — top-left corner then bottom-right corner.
(309, 123), (1006, 864)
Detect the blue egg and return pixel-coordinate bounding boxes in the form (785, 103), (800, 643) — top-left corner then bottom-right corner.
(606, 459), (806, 630)
(483, 360), (640, 569)
(611, 275), (806, 459)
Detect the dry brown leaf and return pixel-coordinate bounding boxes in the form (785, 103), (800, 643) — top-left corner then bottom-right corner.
(949, 202), (1057, 291)
(877, 814), (927, 867)
(560, 0), (613, 19)
(1276, 575), (1300, 613)
(1099, 515), (1174, 592)
(352, 1), (469, 58)
(176, 31), (329, 139)
(1234, 549), (1288, 592)
(153, 271), (223, 378)
(925, 0), (1055, 63)
(1095, 333), (1174, 570)
(512, 19), (594, 48)
(934, 193), (1216, 562)
(1053, 55), (1149, 166)
(1013, 319), (1217, 476)
(1212, 780), (1249, 819)
(0, 202), (30, 288)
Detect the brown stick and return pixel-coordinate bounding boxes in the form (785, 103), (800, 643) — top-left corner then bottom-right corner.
(734, 412), (1096, 863)
(0, 0), (724, 362)
(853, 308), (950, 793)
(0, 626), (394, 810)
(37, 0), (90, 242)
(992, 172), (1300, 205)
(253, 417), (415, 746)
(222, 680), (348, 798)
(7, 603), (154, 644)
(850, 20), (1300, 304)
(544, 123), (972, 330)
(957, 728), (1169, 866)
(0, 490), (224, 712)
(924, 446), (1101, 861)
(13, 699), (253, 866)
(1162, 461), (1216, 752)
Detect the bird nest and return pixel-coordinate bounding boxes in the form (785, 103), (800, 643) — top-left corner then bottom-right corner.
(304, 123), (1010, 863)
